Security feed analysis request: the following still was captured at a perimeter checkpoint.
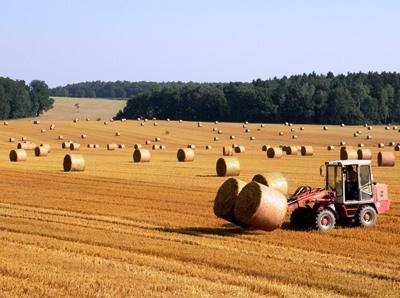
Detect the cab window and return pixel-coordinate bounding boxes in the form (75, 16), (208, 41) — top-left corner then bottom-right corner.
(360, 165), (372, 193)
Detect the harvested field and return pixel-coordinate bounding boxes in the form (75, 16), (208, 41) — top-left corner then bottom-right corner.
(0, 119), (399, 297)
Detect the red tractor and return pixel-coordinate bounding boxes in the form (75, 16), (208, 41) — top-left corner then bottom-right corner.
(288, 160), (390, 231)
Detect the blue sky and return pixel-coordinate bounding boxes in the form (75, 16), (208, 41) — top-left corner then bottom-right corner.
(1, 0), (399, 87)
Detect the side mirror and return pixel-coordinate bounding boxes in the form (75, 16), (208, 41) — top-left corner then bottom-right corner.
(320, 165), (325, 177)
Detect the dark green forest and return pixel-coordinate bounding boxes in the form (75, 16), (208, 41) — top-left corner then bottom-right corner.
(0, 77), (53, 120)
(115, 72), (400, 124)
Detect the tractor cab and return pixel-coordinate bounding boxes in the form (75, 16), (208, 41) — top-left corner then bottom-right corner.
(324, 160), (374, 204)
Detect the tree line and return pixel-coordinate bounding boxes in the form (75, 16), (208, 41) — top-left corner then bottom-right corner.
(0, 77), (53, 119)
(115, 72), (400, 124)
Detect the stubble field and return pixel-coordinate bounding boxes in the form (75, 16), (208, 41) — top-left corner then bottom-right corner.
(0, 100), (399, 297)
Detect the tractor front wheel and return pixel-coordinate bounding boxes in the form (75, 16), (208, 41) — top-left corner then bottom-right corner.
(357, 205), (377, 227)
(314, 209), (336, 231)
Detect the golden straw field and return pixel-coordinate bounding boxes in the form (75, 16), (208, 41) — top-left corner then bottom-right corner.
(1, 100), (399, 297)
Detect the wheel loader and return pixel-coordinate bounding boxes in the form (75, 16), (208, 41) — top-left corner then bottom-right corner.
(288, 160), (390, 231)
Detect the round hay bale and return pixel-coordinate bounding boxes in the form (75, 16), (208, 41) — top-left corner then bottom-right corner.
(385, 126), (390, 130)
(292, 135), (298, 139)
(393, 126), (398, 130)
(327, 145), (335, 151)
(215, 121), (219, 124)
(9, 137), (15, 142)
(70, 143), (80, 151)
(340, 148), (357, 160)
(62, 141), (71, 149)
(177, 148), (195, 162)
(267, 147), (283, 159)
(388, 141), (396, 146)
(58, 135), (64, 140)
(73, 118), (78, 123)
(17, 142), (36, 150)
(86, 118), (90, 121)
(115, 132), (121, 136)
(300, 146), (314, 156)
(366, 135), (372, 140)
(41, 129), (46, 133)
(250, 136), (256, 140)
(218, 130), (223, 134)
(155, 137), (161, 142)
(140, 122), (145, 126)
(284, 122), (289, 126)
(353, 133), (359, 137)
(81, 134), (87, 139)
(121, 118), (126, 122)
(340, 141), (346, 146)
(234, 182), (288, 231)
(368, 126), (372, 130)
(378, 152), (395, 167)
(216, 157), (240, 177)
(50, 124), (56, 130)
(260, 124), (265, 128)
(133, 149), (151, 162)
(144, 118), (148, 122)
(290, 128), (295, 132)
(118, 144), (126, 149)
(4, 121), (8, 126)
(35, 146), (48, 157)
(134, 144), (142, 149)
(187, 144), (196, 149)
(9, 149), (27, 162)
(206, 145), (212, 150)
(323, 126), (328, 131)
(378, 143), (385, 148)
(223, 146), (234, 156)
(279, 131), (284, 136)
(63, 154), (85, 172)
(166, 118), (170, 122)
(94, 144), (100, 149)
(286, 146), (298, 155)
(87, 144), (95, 148)
(300, 127), (305, 131)
(234, 146), (245, 153)
(160, 145), (166, 150)
(213, 127), (217, 132)
(110, 119), (114, 122)
(152, 144), (160, 150)
(197, 122), (202, 127)
(214, 137), (219, 141)
(230, 135), (235, 140)
(341, 123), (345, 127)
(145, 140), (152, 145)
(261, 144), (270, 152)
(33, 120), (40, 124)
(245, 121), (249, 125)
(394, 144), (400, 151)
(107, 143), (118, 150)
(21, 136), (27, 141)
(357, 148), (372, 160)
(252, 172), (288, 196)
(358, 143), (364, 148)
(104, 121), (109, 125)
(357, 130), (362, 134)
(40, 144), (51, 153)
(178, 120), (183, 123)
(245, 128), (251, 133)
(231, 143), (238, 148)
(153, 122), (158, 126)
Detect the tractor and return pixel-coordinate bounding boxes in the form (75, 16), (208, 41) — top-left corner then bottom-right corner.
(288, 160), (390, 231)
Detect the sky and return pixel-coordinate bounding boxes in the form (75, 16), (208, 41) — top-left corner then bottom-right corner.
(1, 0), (399, 87)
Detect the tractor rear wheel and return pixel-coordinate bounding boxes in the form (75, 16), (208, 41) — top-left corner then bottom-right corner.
(356, 205), (377, 227)
(290, 207), (312, 229)
(314, 209), (336, 231)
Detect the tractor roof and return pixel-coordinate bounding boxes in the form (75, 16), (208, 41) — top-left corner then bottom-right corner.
(326, 160), (371, 166)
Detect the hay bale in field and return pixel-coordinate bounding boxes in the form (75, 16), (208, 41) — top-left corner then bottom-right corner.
(216, 157), (240, 177)
(267, 147), (283, 159)
(378, 152), (395, 167)
(133, 149), (151, 162)
(50, 124), (56, 130)
(245, 121), (249, 125)
(327, 145), (335, 151)
(33, 120), (40, 124)
(110, 119), (114, 123)
(262, 145), (270, 152)
(323, 126), (328, 131)
(118, 144), (126, 149)
(134, 144), (142, 149)
(21, 136), (27, 141)
(58, 135), (64, 140)
(177, 148), (195, 162)
(107, 143), (118, 150)
(388, 141), (396, 146)
(40, 144), (51, 153)
(358, 143), (364, 148)
(179, 120), (183, 123)
(292, 135), (298, 139)
(213, 127), (217, 132)
(97, 118), (102, 121)
(34, 146), (48, 157)
(252, 172), (288, 196)
(63, 154), (85, 172)
(121, 118), (126, 122)
(300, 127), (305, 131)
(234, 145), (245, 153)
(234, 182), (288, 231)
(9, 149), (27, 162)
(394, 144), (400, 151)
(284, 122), (289, 126)
(279, 131), (284, 136)
(368, 126), (372, 130)
(94, 144), (100, 148)
(357, 130), (362, 134)
(4, 121), (8, 126)
(357, 148), (372, 160)
(285, 146), (298, 155)
(260, 124), (265, 128)
(250, 136), (256, 140)
(223, 146), (234, 156)
(104, 121), (109, 125)
(231, 143), (238, 148)
(154, 137), (161, 142)
(115, 132), (121, 136)
(187, 144), (196, 149)
(70, 143), (80, 151)
(152, 144), (161, 150)
(301, 146), (313, 156)
(385, 126), (390, 130)
(41, 129), (46, 133)
(217, 130), (223, 134)
(245, 128), (251, 133)
(378, 143), (385, 148)
(140, 122), (145, 126)
(153, 122), (158, 126)
(87, 144), (95, 148)
(215, 121), (219, 124)
(9, 137), (15, 142)
(145, 140), (152, 145)
(340, 148), (357, 160)
(160, 145), (166, 150)
(366, 135), (372, 140)
(86, 118), (90, 121)
(73, 118), (78, 123)
(214, 137), (220, 141)
(230, 135), (235, 140)
(166, 118), (170, 122)
(393, 126), (398, 130)
(81, 134), (87, 139)
(340, 141), (346, 146)
(62, 141), (71, 149)
(197, 122), (202, 127)
(17, 142), (36, 150)
(290, 128), (295, 132)
(353, 133), (359, 137)
(206, 145), (212, 150)
(341, 123), (345, 127)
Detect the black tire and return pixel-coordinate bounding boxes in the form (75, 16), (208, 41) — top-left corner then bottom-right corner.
(314, 209), (336, 231)
(356, 205), (377, 227)
(290, 207), (312, 230)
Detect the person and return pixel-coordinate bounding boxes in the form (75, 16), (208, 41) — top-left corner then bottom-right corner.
(345, 165), (358, 200)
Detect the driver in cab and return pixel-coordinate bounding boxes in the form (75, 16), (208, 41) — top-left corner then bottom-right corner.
(345, 165), (358, 201)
